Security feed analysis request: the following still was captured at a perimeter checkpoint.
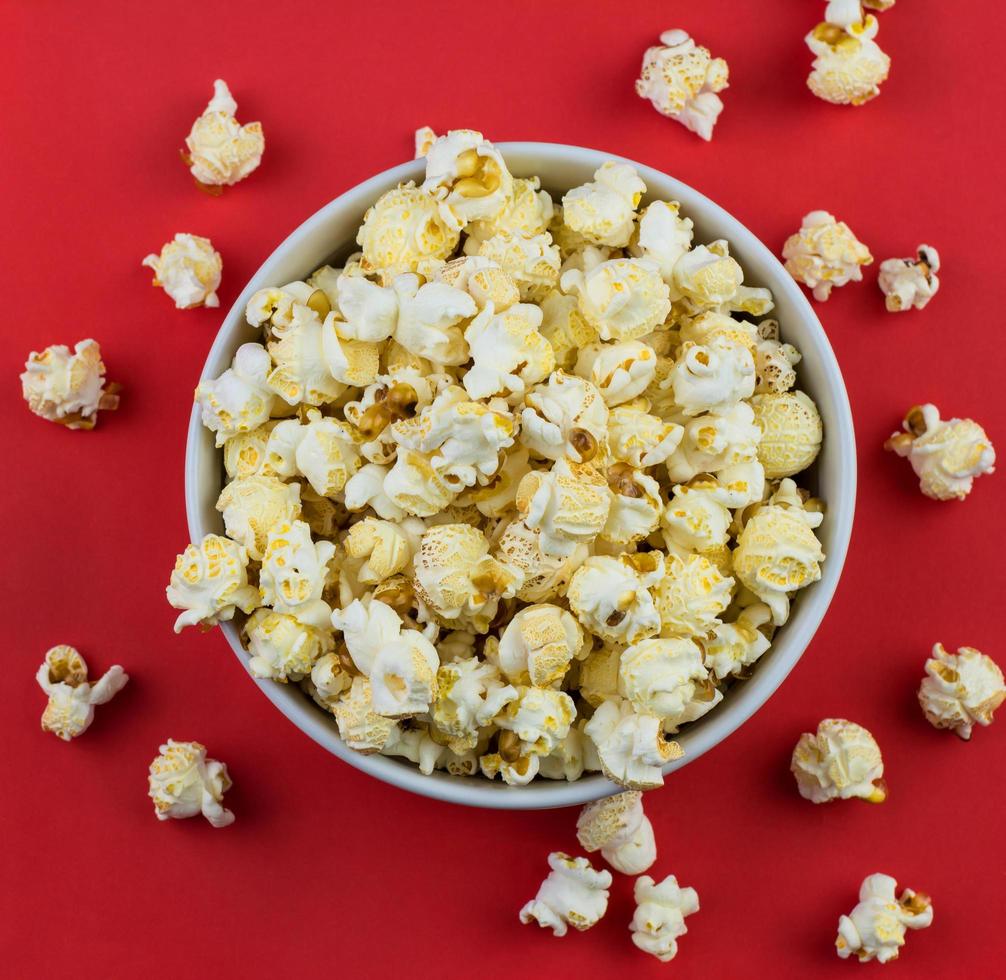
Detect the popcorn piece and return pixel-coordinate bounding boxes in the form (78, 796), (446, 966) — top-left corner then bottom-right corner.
(584, 697), (683, 790)
(520, 372), (609, 464)
(244, 608), (331, 682)
(331, 598), (402, 676)
(216, 475), (301, 561)
(259, 520), (336, 629)
(383, 449), (458, 518)
(36, 645), (128, 741)
(194, 343), (275, 446)
(20, 339), (119, 430)
(477, 231), (561, 302)
(636, 29), (729, 140)
(918, 642), (1005, 740)
(494, 520), (587, 603)
(332, 676), (395, 752)
(432, 658), (517, 751)
(806, 14), (890, 107)
(391, 272), (477, 365)
(660, 484), (732, 563)
(630, 874), (700, 963)
(342, 517), (415, 585)
(666, 403), (762, 485)
(791, 718), (886, 804)
(414, 125), (437, 158)
(142, 233), (222, 309)
(576, 791), (656, 875)
(836, 874), (933, 964)
(561, 163), (646, 248)
(575, 341), (657, 407)
(703, 604), (773, 680)
(147, 739), (234, 827)
(344, 462), (405, 520)
(579, 646), (622, 707)
(434, 255), (521, 312)
(481, 746), (541, 785)
(370, 628), (440, 717)
(885, 403), (995, 501)
(183, 79), (263, 188)
(608, 406), (683, 468)
(167, 533), (258, 632)
(538, 290), (599, 370)
(290, 411), (361, 497)
(679, 310), (759, 351)
(601, 465), (663, 546)
(752, 390), (823, 479)
(539, 724), (587, 781)
(422, 129), (513, 229)
(498, 604), (584, 687)
(783, 210), (872, 301)
(654, 553), (734, 639)
(464, 177), (554, 249)
(567, 554), (662, 645)
(463, 303), (555, 401)
(878, 245), (940, 312)
(631, 200), (694, 282)
(223, 422), (275, 479)
(667, 339), (755, 416)
(496, 686), (576, 756)
(519, 853), (612, 936)
(754, 319), (802, 394)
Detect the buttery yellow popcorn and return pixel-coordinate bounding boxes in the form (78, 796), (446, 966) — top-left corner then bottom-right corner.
(498, 604), (585, 687)
(783, 210), (873, 301)
(878, 245), (940, 312)
(259, 520), (336, 629)
(836, 874), (933, 964)
(464, 177), (554, 250)
(538, 290), (599, 369)
(520, 853), (612, 936)
(143, 233), (222, 309)
(703, 604), (773, 680)
(636, 29), (729, 140)
(918, 643), (1005, 740)
(631, 874), (700, 963)
(341, 516), (416, 585)
(561, 163), (646, 248)
(494, 519), (588, 603)
(332, 676), (395, 753)
(36, 645), (128, 741)
(654, 553), (734, 638)
(216, 475), (301, 561)
(806, 12), (890, 107)
(167, 533), (258, 633)
(194, 343), (275, 447)
(791, 718), (886, 804)
(575, 340), (657, 407)
(422, 129), (514, 230)
(21, 339), (120, 430)
(608, 405), (683, 468)
(754, 319), (802, 394)
(184, 79), (263, 188)
(666, 338), (755, 416)
(495, 685), (576, 756)
(752, 390), (823, 479)
(477, 230), (561, 301)
(148, 739), (235, 827)
(660, 484), (732, 564)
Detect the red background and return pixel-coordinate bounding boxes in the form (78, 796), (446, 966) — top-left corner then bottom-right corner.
(3, 1), (1003, 976)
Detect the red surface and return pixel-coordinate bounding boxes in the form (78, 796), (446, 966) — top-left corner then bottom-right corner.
(3, 1), (1003, 976)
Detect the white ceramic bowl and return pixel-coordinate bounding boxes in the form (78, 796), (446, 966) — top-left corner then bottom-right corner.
(185, 142), (856, 810)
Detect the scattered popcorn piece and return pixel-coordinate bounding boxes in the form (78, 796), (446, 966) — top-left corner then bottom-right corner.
(148, 739), (235, 827)
(194, 343), (275, 446)
(584, 697), (683, 790)
(414, 125), (437, 158)
(561, 163), (646, 248)
(166, 533), (258, 632)
(782, 211), (872, 301)
(752, 390), (823, 478)
(791, 718), (886, 804)
(183, 79), (263, 189)
(143, 233), (222, 309)
(884, 403), (995, 501)
(806, 12), (890, 107)
(567, 554), (662, 645)
(918, 642), (1005, 740)
(20, 339), (119, 429)
(836, 874), (933, 964)
(878, 245), (940, 312)
(498, 604), (584, 687)
(635, 29), (730, 140)
(630, 874), (700, 963)
(519, 852), (612, 936)
(259, 520), (336, 629)
(36, 645), (128, 741)
(423, 129), (514, 230)
(576, 791), (656, 875)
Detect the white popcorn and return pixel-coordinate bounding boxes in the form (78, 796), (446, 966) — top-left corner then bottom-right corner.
(344, 462), (406, 520)
(783, 210), (873, 301)
(666, 404), (763, 485)
(195, 343), (275, 447)
(608, 406), (683, 468)
(391, 273), (477, 365)
(791, 718), (887, 804)
(464, 302), (555, 401)
(836, 874), (933, 964)
(806, 13), (890, 107)
(752, 390), (823, 479)
(246, 281), (324, 331)
(332, 274), (398, 342)
(630, 874), (700, 963)
(918, 642), (1005, 740)
(666, 339), (755, 416)
(496, 686), (576, 756)
(579, 646), (622, 707)
(878, 245), (940, 312)
(464, 177), (554, 249)
(679, 310), (759, 351)
(431, 658), (517, 751)
(477, 230), (561, 302)
(383, 449), (459, 518)
(142, 233), (222, 309)
(342, 516), (416, 585)
(654, 553), (734, 638)
(575, 341), (657, 407)
(167, 533), (258, 633)
(480, 748), (540, 785)
(332, 676), (395, 753)
(498, 604), (584, 687)
(20, 338), (119, 430)
(601, 467), (663, 547)
(519, 853), (612, 936)
(414, 125), (437, 158)
(370, 627), (440, 717)
(584, 697), (683, 790)
(660, 484), (732, 562)
(576, 791), (656, 875)
(494, 519), (588, 603)
(561, 163), (646, 248)
(520, 372), (609, 464)
(703, 604), (773, 680)
(884, 403), (995, 501)
(184, 79), (263, 188)
(636, 29), (729, 140)
(216, 475), (301, 561)
(632, 200), (694, 282)
(672, 242), (744, 308)
(567, 554), (662, 645)
(422, 129), (513, 229)
(539, 724), (587, 781)
(331, 598), (402, 676)
(259, 520), (336, 629)
(36, 645), (128, 741)
(434, 255), (521, 311)
(147, 739), (234, 827)
(244, 608), (331, 682)
(538, 289), (599, 369)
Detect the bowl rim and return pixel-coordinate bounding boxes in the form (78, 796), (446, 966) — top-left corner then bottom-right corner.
(185, 140), (857, 810)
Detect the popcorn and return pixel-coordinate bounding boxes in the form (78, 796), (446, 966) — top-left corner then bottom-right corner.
(463, 303), (555, 401)
(216, 475), (301, 561)
(878, 245), (940, 312)
(390, 273), (476, 365)
(630, 875), (700, 963)
(752, 390), (823, 479)
(666, 339), (755, 416)
(520, 372), (609, 464)
(330, 598), (401, 676)
(142, 233), (222, 309)
(477, 231), (561, 302)
(167, 534), (258, 632)
(635, 29), (730, 140)
(259, 520), (336, 629)
(383, 449), (458, 518)
(561, 256), (671, 342)
(918, 642), (1005, 740)
(147, 739), (235, 827)
(575, 341), (657, 407)
(783, 210), (873, 301)
(631, 200), (694, 282)
(608, 406), (683, 468)
(601, 466), (662, 546)
(660, 484), (732, 563)
(330, 677), (394, 752)
(494, 520), (588, 603)
(20, 339), (119, 430)
(344, 462), (406, 520)
(754, 320), (802, 394)
(654, 553), (734, 638)
(414, 125), (437, 158)
(539, 724), (587, 781)
(342, 517), (415, 585)
(422, 129), (514, 229)
(619, 637), (721, 730)
(519, 853), (612, 936)
(679, 310), (758, 351)
(576, 791), (656, 875)
(791, 718), (887, 804)
(431, 658), (517, 751)
(498, 604), (585, 687)
(703, 604), (773, 680)
(244, 608), (331, 682)
(666, 404), (762, 484)
(568, 554), (662, 645)
(223, 422), (275, 479)
(579, 646), (622, 707)
(464, 177), (554, 249)
(183, 79), (263, 188)
(495, 686), (576, 756)
(561, 163), (646, 248)
(584, 697), (683, 790)
(884, 403), (995, 501)
(806, 13), (890, 107)
(538, 290), (599, 369)
(194, 343), (275, 446)
(370, 627), (440, 717)
(836, 874), (933, 964)
(36, 645), (128, 740)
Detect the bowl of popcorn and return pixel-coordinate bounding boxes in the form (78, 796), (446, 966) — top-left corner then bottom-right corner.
(175, 132), (855, 808)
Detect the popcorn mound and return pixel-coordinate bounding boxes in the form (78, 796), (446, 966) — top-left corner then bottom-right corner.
(170, 132), (828, 789)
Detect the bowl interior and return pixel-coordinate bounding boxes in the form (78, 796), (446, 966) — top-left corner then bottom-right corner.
(185, 142), (856, 810)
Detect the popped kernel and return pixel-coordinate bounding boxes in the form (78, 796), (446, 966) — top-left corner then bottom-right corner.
(783, 210), (872, 301)
(878, 245), (940, 312)
(584, 696), (683, 790)
(244, 608), (332, 682)
(630, 874), (700, 963)
(422, 129), (514, 230)
(575, 340), (657, 407)
(567, 554), (662, 645)
(184, 79), (263, 188)
(36, 645), (128, 740)
(576, 791), (656, 875)
(806, 11), (890, 107)
(148, 739), (234, 827)
(519, 853), (612, 936)
(836, 874), (933, 963)
(21, 339), (119, 430)
(142, 233), (222, 309)
(194, 343), (275, 447)
(167, 533), (258, 633)
(918, 642), (1005, 740)
(561, 163), (646, 249)
(752, 390), (823, 478)
(791, 718), (886, 804)
(497, 603), (585, 687)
